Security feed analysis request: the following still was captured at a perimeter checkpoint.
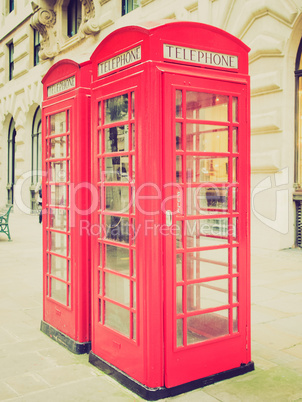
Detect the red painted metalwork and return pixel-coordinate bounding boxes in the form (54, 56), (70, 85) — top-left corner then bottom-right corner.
(89, 21), (251, 390)
(41, 60), (92, 349)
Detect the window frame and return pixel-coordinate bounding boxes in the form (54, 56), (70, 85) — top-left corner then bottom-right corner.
(67, 0), (82, 37)
(33, 29), (40, 66)
(8, 41), (14, 81)
(122, 0), (141, 16)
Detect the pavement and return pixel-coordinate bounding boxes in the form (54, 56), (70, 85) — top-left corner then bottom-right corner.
(0, 211), (302, 401)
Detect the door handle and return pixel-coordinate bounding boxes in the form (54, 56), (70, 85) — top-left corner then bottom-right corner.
(166, 210), (172, 227)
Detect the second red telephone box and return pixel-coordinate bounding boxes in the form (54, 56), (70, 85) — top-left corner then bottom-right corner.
(41, 60), (92, 353)
(88, 21), (254, 399)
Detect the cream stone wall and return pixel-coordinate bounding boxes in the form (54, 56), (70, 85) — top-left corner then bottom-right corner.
(1, 0), (302, 249)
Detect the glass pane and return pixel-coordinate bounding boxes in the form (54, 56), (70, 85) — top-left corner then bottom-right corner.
(176, 156), (182, 183)
(49, 161), (67, 182)
(105, 186), (129, 212)
(131, 155), (135, 182)
(105, 244), (129, 275)
(99, 243), (102, 266)
(186, 156), (229, 183)
(187, 124), (228, 152)
(186, 218), (229, 248)
(50, 136), (66, 159)
(186, 92), (229, 121)
(176, 220), (182, 249)
(233, 127), (238, 153)
(99, 299), (102, 322)
(187, 186), (228, 215)
(50, 232), (67, 255)
(187, 248), (229, 280)
(50, 208), (67, 231)
(132, 281), (136, 309)
(233, 307), (238, 332)
(105, 272), (130, 306)
(187, 279), (229, 311)
(105, 215), (129, 243)
(50, 278), (67, 305)
(99, 130), (102, 153)
(176, 123), (182, 150)
(105, 94), (128, 123)
(105, 126), (129, 153)
(99, 270), (103, 295)
(233, 157), (237, 182)
(104, 301), (129, 337)
(132, 250), (136, 277)
(177, 319), (183, 347)
(105, 156), (129, 182)
(232, 187), (237, 211)
(233, 277), (238, 303)
(131, 92), (135, 119)
(176, 286), (183, 314)
(50, 255), (67, 280)
(132, 313), (136, 340)
(50, 185), (66, 206)
(176, 90), (182, 117)
(50, 112), (66, 135)
(176, 254), (183, 282)
(232, 247), (238, 273)
(232, 97), (238, 122)
(187, 310), (229, 344)
(131, 124), (135, 150)
(98, 101), (102, 126)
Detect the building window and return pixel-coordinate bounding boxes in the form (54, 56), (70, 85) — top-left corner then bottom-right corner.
(33, 29), (40, 66)
(31, 107), (42, 210)
(9, 0), (14, 13)
(7, 118), (16, 206)
(67, 0), (82, 37)
(8, 42), (14, 80)
(122, 0), (141, 16)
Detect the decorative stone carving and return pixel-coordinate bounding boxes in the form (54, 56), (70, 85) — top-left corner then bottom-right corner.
(79, 0), (100, 37)
(31, 7), (59, 60)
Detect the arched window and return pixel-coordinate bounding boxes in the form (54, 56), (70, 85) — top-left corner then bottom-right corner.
(67, 0), (82, 37)
(7, 118), (16, 205)
(31, 107), (42, 210)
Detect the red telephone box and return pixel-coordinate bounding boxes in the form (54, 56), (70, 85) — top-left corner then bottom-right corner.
(41, 60), (91, 353)
(88, 21), (254, 399)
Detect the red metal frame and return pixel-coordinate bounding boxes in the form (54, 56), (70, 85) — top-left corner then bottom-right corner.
(41, 60), (92, 347)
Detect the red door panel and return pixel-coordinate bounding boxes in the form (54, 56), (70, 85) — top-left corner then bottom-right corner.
(163, 73), (250, 388)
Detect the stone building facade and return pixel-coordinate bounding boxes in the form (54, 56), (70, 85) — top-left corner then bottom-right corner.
(1, 0), (302, 250)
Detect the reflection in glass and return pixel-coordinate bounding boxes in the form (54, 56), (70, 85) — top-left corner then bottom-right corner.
(233, 277), (238, 303)
(187, 279), (229, 311)
(233, 127), (238, 153)
(50, 136), (66, 159)
(187, 248), (229, 280)
(176, 156), (182, 183)
(187, 186), (228, 215)
(105, 272), (130, 306)
(50, 255), (67, 280)
(187, 124), (228, 153)
(176, 90), (182, 117)
(49, 161), (67, 182)
(99, 271), (102, 295)
(187, 310), (229, 344)
(105, 244), (129, 275)
(176, 254), (183, 282)
(176, 123), (182, 150)
(105, 126), (129, 153)
(186, 218), (229, 248)
(50, 278), (67, 305)
(232, 247), (238, 272)
(50, 112), (66, 135)
(105, 156), (129, 182)
(50, 208), (67, 231)
(131, 92), (135, 119)
(232, 187), (237, 211)
(104, 300), (129, 336)
(132, 281), (136, 309)
(132, 313), (136, 340)
(50, 185), (66, 206)
(177, 319), (183, 347)
(131, 124), (135, 150)
(176, 286), (183, 314)
(186, 156), (228, 183)
(105, 94), (128, 123)
(132, 250), (136, 277)
(233, 157), (237, 182)
(105, 215), (129, 243)
(233, 307), (238, 332)
(50, 232), (67, 255)
(105, 186), (129, 212)
(232, 97), (238, 122)
(186, 92), (229, 121)
(176, 221), (182, 249)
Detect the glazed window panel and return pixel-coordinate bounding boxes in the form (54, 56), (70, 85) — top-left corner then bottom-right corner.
(105, 94), (129, 123)
(50, 136), (67, 159)
(186, 92), (229, 122)
(105, 186), (129, 212)
(50, 112), (66, 135)
(104, 301), (130, 337)
(186, 156), (229, 183)
(105, 272), (130, 307)
(186, 186), (228, 215)
(105, 156), (129, 182)
(105, 244), (130, 275)
(187, 248), (229, 280)
(105, 126), (129, 153)
(187, 310), (229, 344)
(50, 255), (67, 280)
(186, 218), (229, 248)
(105, 215), (129, 244)
(50, 278), (67, 305)
(186, 124), (229, 153)
(50, 232), (67, 256)
(187, 279), (229, 312)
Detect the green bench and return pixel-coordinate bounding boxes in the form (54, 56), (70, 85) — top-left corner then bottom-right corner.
(0, 206), (12, 241)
